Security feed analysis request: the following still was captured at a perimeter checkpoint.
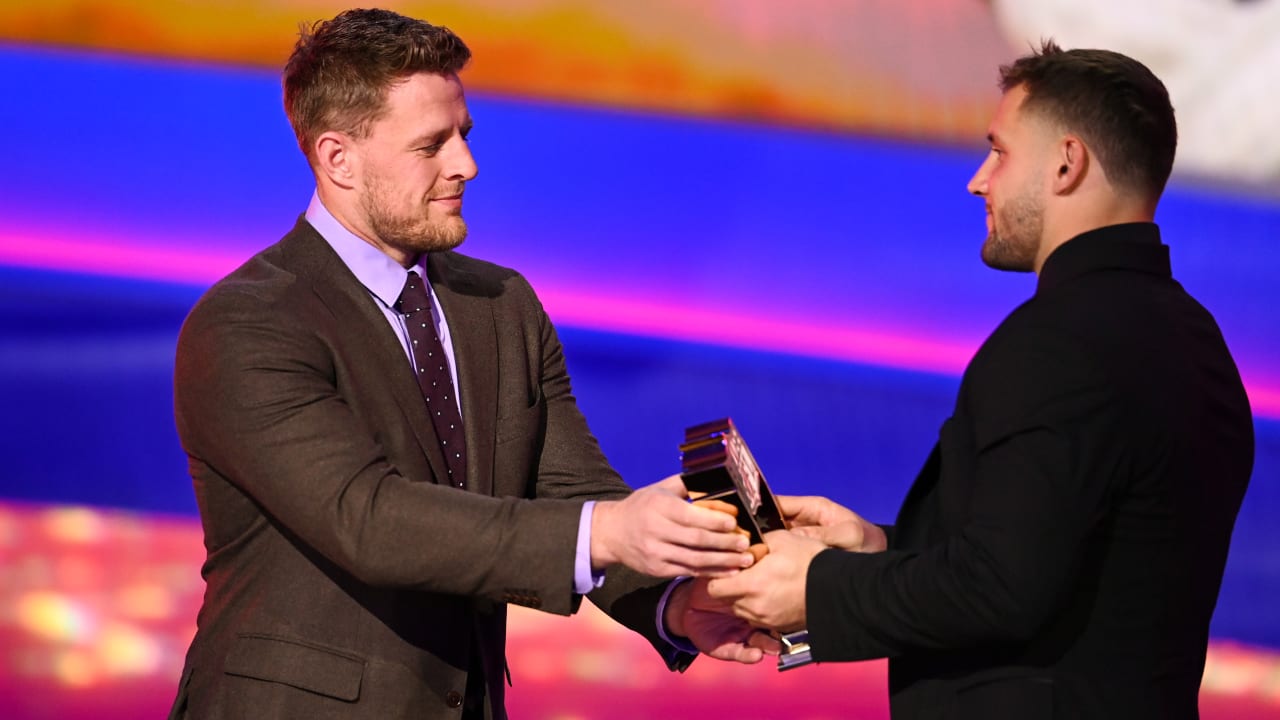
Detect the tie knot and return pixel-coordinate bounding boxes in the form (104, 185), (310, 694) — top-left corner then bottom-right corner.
(396, 271), (431, 317)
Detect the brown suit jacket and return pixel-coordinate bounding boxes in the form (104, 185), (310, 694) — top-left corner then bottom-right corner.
(169, 218), (687, 719)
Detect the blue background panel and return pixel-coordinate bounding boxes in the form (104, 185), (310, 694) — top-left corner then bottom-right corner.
(3, 45), (1277, 399)
(1, 44), (1277, 655)
(0, 266), (1276, 647)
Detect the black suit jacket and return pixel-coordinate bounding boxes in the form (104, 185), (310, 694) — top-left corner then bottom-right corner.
(806, 224), (1254, 719)
(169, 219), (687, 719)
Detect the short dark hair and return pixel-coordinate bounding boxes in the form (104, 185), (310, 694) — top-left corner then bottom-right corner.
(282, 8), (471, 162)
(999, 40), (1177, 200)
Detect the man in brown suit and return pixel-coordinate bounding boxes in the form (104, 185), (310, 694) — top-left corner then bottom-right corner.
(168, 9), (768, 719)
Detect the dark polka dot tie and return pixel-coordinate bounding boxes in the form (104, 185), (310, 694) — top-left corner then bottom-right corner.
(395, 270), (468, 489)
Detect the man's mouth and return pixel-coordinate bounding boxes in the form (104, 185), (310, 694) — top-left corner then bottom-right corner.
(431, 184), (465, 201)
(430, 192), (464, 210)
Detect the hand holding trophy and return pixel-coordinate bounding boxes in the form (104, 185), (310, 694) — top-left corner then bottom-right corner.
(679, 418), (815, 671)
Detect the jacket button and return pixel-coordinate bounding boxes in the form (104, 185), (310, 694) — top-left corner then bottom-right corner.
(446, 690), (463, 708)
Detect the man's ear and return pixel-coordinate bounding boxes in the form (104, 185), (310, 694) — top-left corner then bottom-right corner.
(314, 131), (358, 189)
(1053, 135), (1088, 195)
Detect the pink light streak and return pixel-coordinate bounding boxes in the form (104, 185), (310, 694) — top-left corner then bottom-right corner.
(536, 288), (975, 375)
(2, 232), (1278, 419)
(0, 233), (246, 286)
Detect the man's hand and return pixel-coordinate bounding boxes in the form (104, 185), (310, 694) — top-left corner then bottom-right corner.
(707, 530), (827, 633)
(591, 475), (756, 577)
(664, 578), (781, 663)
(778, 495), (888, 553)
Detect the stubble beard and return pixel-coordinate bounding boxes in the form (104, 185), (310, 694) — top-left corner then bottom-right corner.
(981, 190), (1043, 273)
(361, 176), (468, 258)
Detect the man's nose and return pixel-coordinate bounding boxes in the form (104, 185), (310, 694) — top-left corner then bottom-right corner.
(967, 154), (993, 196)
(447, 139), (478, 182)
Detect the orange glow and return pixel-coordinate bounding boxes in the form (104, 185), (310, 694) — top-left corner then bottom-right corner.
(16, 592), (93, 644)
(0, 500), (1276, 719)
(42, 507), (106, 544)
(96, 622), (162, 677)
(53, 649), (97, 687)
(113, 584), (174, 621)
(0, 0), (1013, 144)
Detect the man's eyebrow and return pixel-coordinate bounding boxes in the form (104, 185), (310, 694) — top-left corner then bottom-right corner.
(407, 130), (445, 148)
(407, 121), (473, 149)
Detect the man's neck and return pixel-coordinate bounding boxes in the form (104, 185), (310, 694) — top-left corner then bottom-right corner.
(1035, 202), (1156, 275)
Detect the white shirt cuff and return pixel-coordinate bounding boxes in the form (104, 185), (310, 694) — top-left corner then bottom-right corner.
(574, 501), (606, 595)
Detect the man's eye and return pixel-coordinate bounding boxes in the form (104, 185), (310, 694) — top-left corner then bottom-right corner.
(418, 144), (442, 156)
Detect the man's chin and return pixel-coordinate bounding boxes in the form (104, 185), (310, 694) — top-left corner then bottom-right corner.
(439, 229), (468, 253)
(417, 221), (469, 253)
(981, 236), (1035, 273)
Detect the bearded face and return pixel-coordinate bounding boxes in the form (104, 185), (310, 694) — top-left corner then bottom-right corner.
(359, 167), (468, 256)
(343, 72), (477, 266)
(968, 85), (1050, 274)
(981, 184), (1043, 272)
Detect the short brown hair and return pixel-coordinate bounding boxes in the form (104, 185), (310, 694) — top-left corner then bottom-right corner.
(999, 40), (1177, 200)
(282, 8), (471, 162)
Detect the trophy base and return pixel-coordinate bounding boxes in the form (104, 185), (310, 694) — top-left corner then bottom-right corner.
(777, 629), (814, 671)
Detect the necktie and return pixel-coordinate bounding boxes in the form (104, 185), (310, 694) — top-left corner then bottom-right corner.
(396, 270), (468, 489)
(397, 274), (485, 708)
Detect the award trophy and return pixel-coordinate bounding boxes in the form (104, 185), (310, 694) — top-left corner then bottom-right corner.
(679, 418), (814, 671)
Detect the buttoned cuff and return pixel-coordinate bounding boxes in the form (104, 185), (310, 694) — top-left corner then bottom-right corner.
(574, 501), (606, 595)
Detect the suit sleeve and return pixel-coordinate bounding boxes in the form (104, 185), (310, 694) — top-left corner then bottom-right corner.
(805, 326), (1127, 661)
(507, 275), (696, 670)
(175, 285), (588, 615)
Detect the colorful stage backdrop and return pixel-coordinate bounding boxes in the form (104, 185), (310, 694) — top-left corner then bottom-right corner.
(2, 1), (1277, 717)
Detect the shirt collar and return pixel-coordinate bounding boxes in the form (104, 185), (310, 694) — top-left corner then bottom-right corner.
(1036, 222), (1170, 295)
(305, 191), (426, 307)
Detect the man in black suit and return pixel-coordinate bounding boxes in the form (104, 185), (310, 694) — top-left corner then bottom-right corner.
(708, 42), (1254, 718)
(168, 9), (768, 719)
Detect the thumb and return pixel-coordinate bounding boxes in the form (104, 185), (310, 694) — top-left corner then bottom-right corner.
(793, 522), (862, 551)
(791, 525), (826, 541)
(747, 629), (783, 656)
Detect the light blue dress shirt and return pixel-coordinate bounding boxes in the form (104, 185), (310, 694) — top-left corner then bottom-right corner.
(304, 193), (602, 596)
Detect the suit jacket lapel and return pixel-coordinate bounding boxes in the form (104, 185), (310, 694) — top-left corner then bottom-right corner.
(429, 252), (498, 497)
(282, 221), (452, 486)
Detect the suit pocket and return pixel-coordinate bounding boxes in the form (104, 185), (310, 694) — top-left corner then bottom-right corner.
(224, 633), (365, 701)
(496, 392), (544, 446)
